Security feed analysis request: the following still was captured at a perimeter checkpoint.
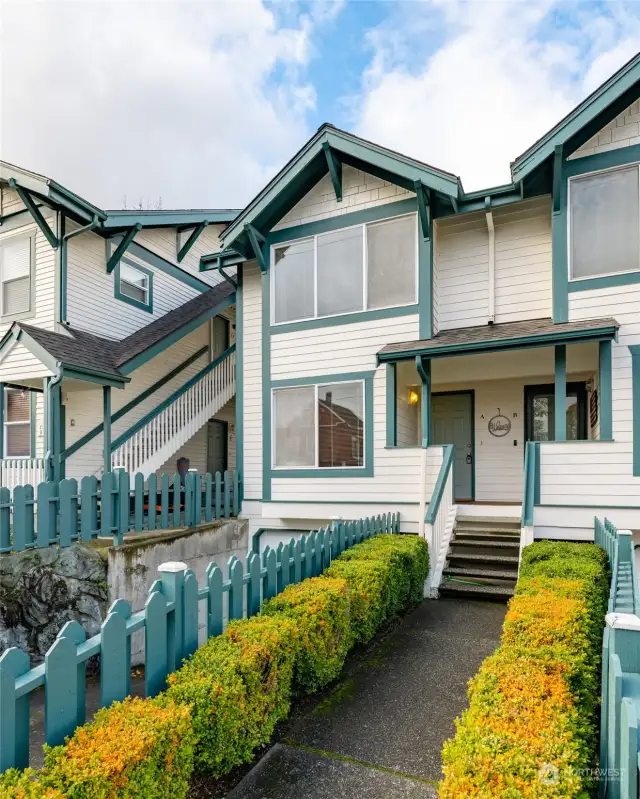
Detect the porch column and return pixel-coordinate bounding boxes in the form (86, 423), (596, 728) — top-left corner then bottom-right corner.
(554, 344), (567, 441)
(599, 340), (613, 440)
(103, 386), (111, 475)
(0, 383), (5, 458)
(416, 355), (431, 447)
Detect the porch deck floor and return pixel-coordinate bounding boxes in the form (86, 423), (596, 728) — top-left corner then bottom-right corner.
(227, 599), (506, 798)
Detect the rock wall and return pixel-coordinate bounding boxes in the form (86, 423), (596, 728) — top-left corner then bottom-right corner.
(0, 545), (108, 663)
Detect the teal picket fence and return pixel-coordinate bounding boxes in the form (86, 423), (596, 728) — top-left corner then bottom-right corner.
(595, 517), (640, 798)
(0, 511), (400, 772)
(0, 469), (241, 555)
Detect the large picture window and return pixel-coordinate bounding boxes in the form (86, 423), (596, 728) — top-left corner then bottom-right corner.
(273, 381), (365, 469)
(4, 388), (31, 458)
(271, 213), (417, 324)
(569, 165), (640, 280)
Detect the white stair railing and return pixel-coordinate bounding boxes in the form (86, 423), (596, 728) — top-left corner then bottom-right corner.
(111, 347), (236, 480)
(423, 444), (456, 597)
(0, 458), (46, 493)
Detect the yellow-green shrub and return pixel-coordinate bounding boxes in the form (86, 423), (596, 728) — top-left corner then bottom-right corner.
(166, 614), (297, 775)
(42, 697), (194, 799)
(0, 770), (64, 799)
(261, 576), (351, 692)
(440, 541), (608, 798)
(324, 557), (391, 644)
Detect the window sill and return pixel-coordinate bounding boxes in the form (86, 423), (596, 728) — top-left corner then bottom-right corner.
(568, 271), (640, 292)
(271, 466), (373, 479)
(271, 303), (419, 334)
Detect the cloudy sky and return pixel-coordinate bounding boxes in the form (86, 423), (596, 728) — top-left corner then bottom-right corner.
(1, 0), (639, 210)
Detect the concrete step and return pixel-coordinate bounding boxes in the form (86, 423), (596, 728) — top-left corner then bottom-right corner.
(451, 538), (520, 550)
(439, 579), (514, 602)
(453, 530), (521, 542)
(447, 551), (520, 566)
(443, 565), (519, 581)
(454, 516), (521, 529)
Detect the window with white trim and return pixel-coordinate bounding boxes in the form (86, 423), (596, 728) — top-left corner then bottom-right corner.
(569, 165), (640, 280)
(273, 381), (365, 469)
(0, 234), (33, 319)
(5, 388), (31, 458)
(272, 213), (417, 324)
(118, 262), (151, 308)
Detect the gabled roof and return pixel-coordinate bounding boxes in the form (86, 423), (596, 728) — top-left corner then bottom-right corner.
(220, 123), (462, 255)
(511, 51), (640, 183)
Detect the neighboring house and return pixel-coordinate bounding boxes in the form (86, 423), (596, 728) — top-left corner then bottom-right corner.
(201, 51), (640, 583)
(0, 162), (240, 489)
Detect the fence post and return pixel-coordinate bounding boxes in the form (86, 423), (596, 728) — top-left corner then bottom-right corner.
(184, 471), (196, 528)
(159, 561), (187, 673)
(0, 648), (30, 771)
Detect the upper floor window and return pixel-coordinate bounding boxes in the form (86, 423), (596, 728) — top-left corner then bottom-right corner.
(115, 260), (153, 312)
(0, 234), (34, 320)
(4, 388), (31, 458)
(569, 165), (640, 280)
(271, 213), (417, 324)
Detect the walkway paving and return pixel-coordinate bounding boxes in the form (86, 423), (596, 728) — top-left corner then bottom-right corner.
(227, 598), (506, 798)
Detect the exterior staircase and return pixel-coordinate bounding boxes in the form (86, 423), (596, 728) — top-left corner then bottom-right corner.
(439, 516), (521, 601)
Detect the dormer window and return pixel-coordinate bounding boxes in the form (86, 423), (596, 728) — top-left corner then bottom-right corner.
(271, 212), (417, 325)
(114, 259), (153, 312)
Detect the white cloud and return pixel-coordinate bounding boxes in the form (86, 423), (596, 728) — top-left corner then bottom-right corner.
(0, 0), (323, 208)
(352, 1), (640, 191)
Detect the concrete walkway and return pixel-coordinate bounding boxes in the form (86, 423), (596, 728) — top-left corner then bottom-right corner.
(227, 599), (506, 798)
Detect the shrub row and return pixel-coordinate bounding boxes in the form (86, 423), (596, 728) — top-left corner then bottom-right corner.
(1, 533), (428, 798)
(440, 541), (608, 799)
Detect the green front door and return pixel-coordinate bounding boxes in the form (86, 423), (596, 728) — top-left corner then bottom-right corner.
(431, 392), (474, 501)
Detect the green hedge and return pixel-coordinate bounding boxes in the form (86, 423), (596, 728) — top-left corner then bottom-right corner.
(1, 532), (429, 797)
(440, 541), (608, 799)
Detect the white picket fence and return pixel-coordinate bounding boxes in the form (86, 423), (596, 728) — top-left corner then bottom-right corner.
(0, 458), (46, 493)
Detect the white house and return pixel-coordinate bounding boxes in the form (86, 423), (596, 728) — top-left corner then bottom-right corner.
(0, 163), (240, 490)
(200, 52), (640, 597)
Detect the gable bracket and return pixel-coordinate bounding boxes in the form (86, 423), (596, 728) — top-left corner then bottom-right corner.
(413, 180), (432, 240)
(106, 223), (142, 274)
(244, 223), (268, 273)
(177, 220), (208, 263)
(322, 142), (343, 202)
(552, 144), (563, 214)
(8, 179), (60, 249)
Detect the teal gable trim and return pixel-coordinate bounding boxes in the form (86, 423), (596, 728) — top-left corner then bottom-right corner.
(114, 258), (154, 313)
(564, 143), (640, 178)
(8, 179), (59, 249)
(271, 304), (418, 335)
(102, 210), (239, 228)
(106, 238), (212, 293)
(599, 340), (613, 441)
(269, 370), (375, 479)
(386, 364), (396, 447)
(631, 345), (640, 477)
(235, 269), (244, 499)
(106, 224), (141, 273)
(418, 231), (432, 339)
(261, 268), (271, 500)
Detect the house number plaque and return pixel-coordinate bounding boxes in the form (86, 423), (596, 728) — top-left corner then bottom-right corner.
(488, 409), (511, 437)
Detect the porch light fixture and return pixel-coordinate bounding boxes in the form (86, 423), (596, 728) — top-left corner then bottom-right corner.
(408, 390), (419, 406)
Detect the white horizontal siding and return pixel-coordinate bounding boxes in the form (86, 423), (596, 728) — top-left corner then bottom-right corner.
(569, 99), (640, 159)
(0, 340), (54, 380)
(135, 226), (228, 288)
(0, 188), (26, 215)
(242, 264), (263, 500)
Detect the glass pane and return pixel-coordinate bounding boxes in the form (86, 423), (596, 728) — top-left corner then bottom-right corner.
(3, 277), (30, 315)
(6, 423), (30, 457)
(367, 215), (417, 309)
(571, 166), (639, 278)
(566, 396), (578, 441)
(316, 227), (363, 316)
(318, 382), (364, 467)
(273, 387), (315, 467)
(6, 390), (29, 422)
(532, 395), (552, 441)
(2, 238), (30, 281)
(273, 239), (314, 323)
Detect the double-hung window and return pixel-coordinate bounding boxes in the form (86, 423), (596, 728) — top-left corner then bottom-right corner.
(272, 213), (417, 324)
(115, 260), (153, 311)
(273, 381), (365, 469)
(4, 388), (31, 458)
(0, 233), (34, 320)
(569, 164), (640, 280)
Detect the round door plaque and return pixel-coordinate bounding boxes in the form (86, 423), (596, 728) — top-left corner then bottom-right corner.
(488, 409), (511, 437)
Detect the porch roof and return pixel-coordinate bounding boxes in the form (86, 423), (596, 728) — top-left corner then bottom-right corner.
(377, 317), (619, 363)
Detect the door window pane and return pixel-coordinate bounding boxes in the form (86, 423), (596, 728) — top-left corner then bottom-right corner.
(273, 386), (315, 467)
(532, 395), (552, 441)
(273, 239), (314, 323)
(367, 215), (416, 309)
(318, 382), (364, 467)
(316, 227), (363, 316)
(570, 166), (640, 279)
(566, 396), (578, 441)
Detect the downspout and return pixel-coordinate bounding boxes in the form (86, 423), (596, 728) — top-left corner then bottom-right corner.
(485, 197), (495, 325)
(59, 215), (101, 325)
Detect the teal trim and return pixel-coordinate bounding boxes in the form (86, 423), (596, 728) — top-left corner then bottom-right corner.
(415, 356), (431, 447)
(235, 268), (244, 500)
(270, 372), (375, 479)
(564, 143), (640, 177)
(200, 247), (246, 272)
(245, 224), (267, 273)
(262, 270), (271, 500)
(107, 238), (212, 293)
(112, 345), (235, 451)
(29, 391), (36, 458)
(102, 209), (239, 228)
(258, 499), (419, 505)
(272, 304), (418, 335)
(551, 150), (568, 322)
(418, 230), (432, 339)
(522, 441), (540, 526)
(106, 224), (141, 273)
(60, 345), (208, 461)
(103, 386), (111, 474)
(600, 340), (613, 441)
(322, 143), (342, 202)
(177, 221), (208, 263)
(48, 378), (63, 482)
(414, 181), (431, 240)
(8, 179), (59, 249)
(1, 328), (59, 375)
(0, 384), (4, 458)
(386, 364), (396, 447)
(119, 292), (234, 374)
(631, 345), (640, 477)
(425, 444), (454, 524)
(569, 271), (640, 292)
(554, 345), (567, 440)
(114, 258), (154, 313)
(267, 197), (417, 246)
(59, 366), (128, 389)
(377, 323), (618, 363)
